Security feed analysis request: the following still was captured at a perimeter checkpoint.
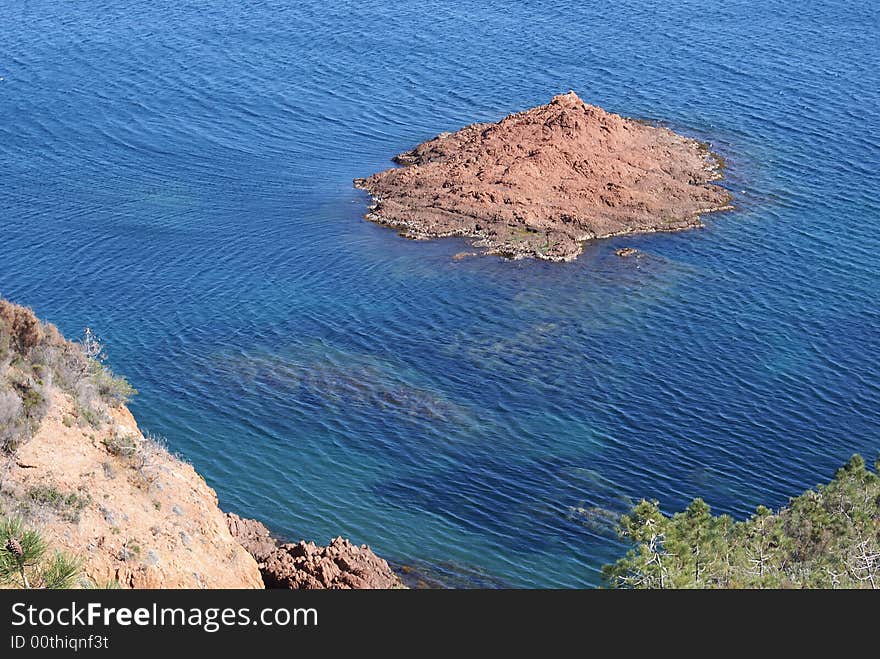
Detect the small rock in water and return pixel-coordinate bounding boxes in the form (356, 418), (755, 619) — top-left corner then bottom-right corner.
(615, 247), (640, 258)
(452, 251), (478, 261)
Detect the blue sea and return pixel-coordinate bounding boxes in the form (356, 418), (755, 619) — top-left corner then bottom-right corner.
(2, 1), (878, 587)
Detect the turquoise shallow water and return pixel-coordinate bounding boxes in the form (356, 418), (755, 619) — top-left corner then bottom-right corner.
(1, 1), (878, 587)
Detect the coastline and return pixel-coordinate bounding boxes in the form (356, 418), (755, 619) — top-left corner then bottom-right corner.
(354, 187), (735, 262)
(0, 299), (403, 590)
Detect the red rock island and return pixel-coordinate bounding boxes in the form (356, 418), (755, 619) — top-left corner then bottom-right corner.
(354, 92), (733, 261)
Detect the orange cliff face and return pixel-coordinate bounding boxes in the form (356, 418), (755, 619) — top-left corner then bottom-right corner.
(4, 389), (264, 588)
(0, 298), (263, 589)
(355, 91), (732, 261)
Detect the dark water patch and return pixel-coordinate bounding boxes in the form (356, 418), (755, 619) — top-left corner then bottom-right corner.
(374, 454), (635, 554)
(392, 559), (514, 590)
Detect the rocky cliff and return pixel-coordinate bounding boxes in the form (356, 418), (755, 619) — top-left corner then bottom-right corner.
(0, 299), (263, 588)
(3, 390), (264, 588)
(0, 299), (402, 589)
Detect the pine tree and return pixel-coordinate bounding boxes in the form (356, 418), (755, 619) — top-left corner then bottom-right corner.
(0, 516), (81, 589)
(603, 455), (880, 589)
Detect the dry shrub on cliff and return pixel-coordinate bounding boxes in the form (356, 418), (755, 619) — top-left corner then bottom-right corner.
(0, 391), (23, 427)
(103, 432), (140, 459)
(0, 301), (45, 356)
(103, 430), (170, 490)
(90, 366), (137, 407)
(25, 485), (92, 523)
(0, 298), (137, 452)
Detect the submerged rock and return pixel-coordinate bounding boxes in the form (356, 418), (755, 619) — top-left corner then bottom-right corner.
(355, 92), (732, 262)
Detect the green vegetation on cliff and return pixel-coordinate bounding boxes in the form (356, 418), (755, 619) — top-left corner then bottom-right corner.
(0, 298), (135, 453)
(604, 455), (880, 588)
(0, 298), (134, 589)
(0, 516), (81, 589)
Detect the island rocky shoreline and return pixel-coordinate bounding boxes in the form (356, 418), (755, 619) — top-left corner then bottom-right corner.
(355, 92), (733, 261)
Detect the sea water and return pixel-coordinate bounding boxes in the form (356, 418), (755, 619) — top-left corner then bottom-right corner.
(1, 0), (878, 586)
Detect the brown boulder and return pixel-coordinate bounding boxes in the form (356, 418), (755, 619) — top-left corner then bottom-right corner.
(262, 537), (404, 589)
(225, 513), (279, 563)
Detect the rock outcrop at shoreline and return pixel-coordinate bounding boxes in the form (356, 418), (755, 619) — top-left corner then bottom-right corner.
(226, 514), (404, 589)
(355, 92), (732, 261)
(225, 512), (278, 563)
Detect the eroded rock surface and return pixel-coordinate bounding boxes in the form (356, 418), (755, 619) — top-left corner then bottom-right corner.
(1, 390), (264, 588)
(225, 513), (278, 563)
(355, 92), (732, 261)
(261, 537), (404, 590)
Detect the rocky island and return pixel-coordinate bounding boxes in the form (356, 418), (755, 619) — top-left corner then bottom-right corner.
(355, 92), (733, 261)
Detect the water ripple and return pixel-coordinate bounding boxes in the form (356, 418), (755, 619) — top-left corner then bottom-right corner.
(1, 0), (878, 587)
